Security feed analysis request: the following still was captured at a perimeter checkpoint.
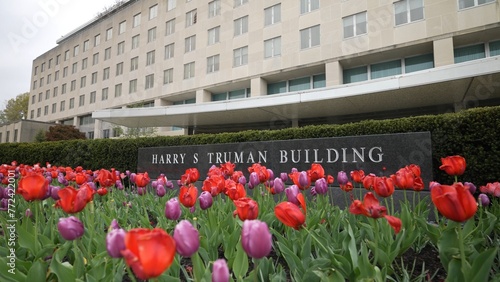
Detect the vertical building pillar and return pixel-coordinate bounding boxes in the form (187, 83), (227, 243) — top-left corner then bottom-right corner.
(251, 77), (267, 97)
(325, 61), (342, 87)
(196, 89), (212, 103)
(93, 119), (102, 139)
(433, 37), (455, 68)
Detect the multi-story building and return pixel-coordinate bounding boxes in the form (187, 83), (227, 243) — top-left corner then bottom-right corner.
(28, 0), (500, 139)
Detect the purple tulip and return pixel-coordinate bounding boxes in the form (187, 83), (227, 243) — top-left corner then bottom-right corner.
(249, 172), (260, 189)
(173, 220), (200, 257)
(241, 220), (272, 259)
(273, 178), (285, 194)
(212, 259), (230, 282)
(25, 209), (33, 218)
(285, 185), (300, 205)
(280, 172), (288, 182)
(86, 182), (97, 191)
(464, 182), (476, 194)
(151, 180), (159, 189)
(310, 187), (318, 196)
(337, 171), (348, 185)
(238, 176), (247, 186)
(57, 216), (84, 240)
(57, 173), (68, 186)
(0, 198), (8, 211)
(478, 194), (490, 206)
(190, 206), (196, 213)
(106, 220), (126, 258)
(298, 171), (310, 189)
(165, 198), (182, 220)
(314, 178), (328, 195)
(129, 173), (136, 184)
(137, 187), (147, 195)
(198, 191), (213, 210)
(165, 180), (174, 189)
(156, 184), (166, 197)
(4, 187), (14, 199)
(267, 169), (274, 180)
(50, 185), (60, 200)
(115, 180), (124, 190)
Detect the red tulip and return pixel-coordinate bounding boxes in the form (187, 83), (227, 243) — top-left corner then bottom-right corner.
(307, 163), (325, 182)
(349, 192), (402, 234)
(180, 168), (200, 185)
(135, 172), (151, 188)
(225, 179), (246, 201)
(431, 182), (477, 222)
(233, 197), (259, 221)
(274, 193), (306, 230)
(362, 173), (376, 190)
(17, 172), (49, 201)
(439, 155), (466, 176)
(121, 228), (176, 280)
(179, 184), (198, 208)
(75, 172), (88, 185)
(374, 176), (394, 198)
(55, 184), (95, 213)
(350, 170), (365, 183)
(95, 169), (116, 188)
(248, 163), (270, 183)
(391, 167), (415, 189)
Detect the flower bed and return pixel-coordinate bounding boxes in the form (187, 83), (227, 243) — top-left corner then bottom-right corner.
(0, 156), (499, 281)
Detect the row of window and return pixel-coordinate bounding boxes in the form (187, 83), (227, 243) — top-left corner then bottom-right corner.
(0, 130), (18, 143)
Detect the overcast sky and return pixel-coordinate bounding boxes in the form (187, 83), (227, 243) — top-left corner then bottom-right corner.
(0, 0), (119, 110)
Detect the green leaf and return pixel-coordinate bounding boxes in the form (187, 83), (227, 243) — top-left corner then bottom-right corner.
(191, 252), (205, 282)
(26, 260), (48, 282)
(467, 248), (498, 282)
(233, 241), (248, 279)
(0, 257), (28, 282)
(446, 259), (466, 282)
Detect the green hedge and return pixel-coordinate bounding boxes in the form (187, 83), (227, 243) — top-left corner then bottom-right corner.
(1, 106), (500, 186)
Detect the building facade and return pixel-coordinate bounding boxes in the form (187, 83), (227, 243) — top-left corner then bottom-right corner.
(0, 120), (55, 143)
(28, 0), (500, 138)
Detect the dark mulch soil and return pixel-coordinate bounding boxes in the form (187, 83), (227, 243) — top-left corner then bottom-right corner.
(397, 244), (447, 281)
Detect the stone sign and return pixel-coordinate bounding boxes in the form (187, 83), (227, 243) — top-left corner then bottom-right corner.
(137, 132), (433, 188)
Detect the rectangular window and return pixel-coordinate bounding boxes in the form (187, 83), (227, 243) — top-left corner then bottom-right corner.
(133, 13), (141, 27)
(185, 36), (196, 53)
(208, 26), (220, 45)
(459, 0), (494, 9)
(83, 40), (89, 51)
(80, 76), (86, 88)
(119, 21), (126, 34)
(313, 73), (326, 88)
(117, 41), (125, 55)
(70, 80), (76, 91)
(163, 68), (174, 84)
(40, 77), (44, 87)
(90, 91), (96, 104)
(65, 50), (70, 61)
(93, 53), (99, 65)
(91, 72), (98, 84)
(37, 108), (41, 117)
(166, 19), (176, 35)
(265, 4), (281, 26)
(167, 0), (176, 11)
(53, 86), (58, 97)
(207, 54), (220, 73)
(234, 16), (248, 36)
(73, 45), (79, 57)
(371, 59), (402, 79)
(148, 27), (157, 42)
(184, 62), (195, 79)
(233, 46), (248, 67)
(145, 74), (154, 89)
(55, 70), (59, 81)
(454, 44), (486, 63)
(32, 81), (37, 90)
(47, 74), (51, 83)
(61, 84), (67, 94)
(56, 54), (60, 65)
(395, 0), (424, 26)
(234, 0), (248, 8)
(149, 4), (158, 20)
(31, 95), (35, 104)
(343, 12), (367, 38)
(52, 103), (57, 113)
(405, 53), (434, 73)
(94, 34), (101, 46)
(289, 77), (311, 92)
(106, 28), (113, 40)
(132, 35), (140, 49)
(48, 58), (52, 68)
(490, 40), (500, 57)
(186, 9), (197, 27)
(104, 47), (111, 60)
(300, 25), (320, 49)
(208, 0), (221, 18)
(343, 66), (368, 84)
(102, 88), (109, 101)
(45, 90), (50, 100)
(103, 129), (110, 139)
(300, 0), (319, 14)
(44, 105), (49, 115)
(63, 67), (68, 77)
(72, 62), (78, 74)
(129, 79), (137, 93)
(165, 43), (175, 59)
(79, 94), (85, 106)
(115, 83), (122, 97)
(131, 57), (139, 71)
(116, 62), (124, 76)
(146, 50), (155, 65)
(82, 58), (88, 70)
(103, 67), (110, 80)
(264, 37), (281, 58)
(69, 98), (74, 109)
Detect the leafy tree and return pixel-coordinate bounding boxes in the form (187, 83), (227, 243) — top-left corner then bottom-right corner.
(34, 129), (47, 142)
(45, 124), (86, 141)
(1, 92), (29, 123)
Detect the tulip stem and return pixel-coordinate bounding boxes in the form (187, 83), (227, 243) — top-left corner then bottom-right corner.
(457, 222), (467, 279)
(373, 218), (379, 266)
(303, 226), (329, 255)
(34, 201), (40, 255)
